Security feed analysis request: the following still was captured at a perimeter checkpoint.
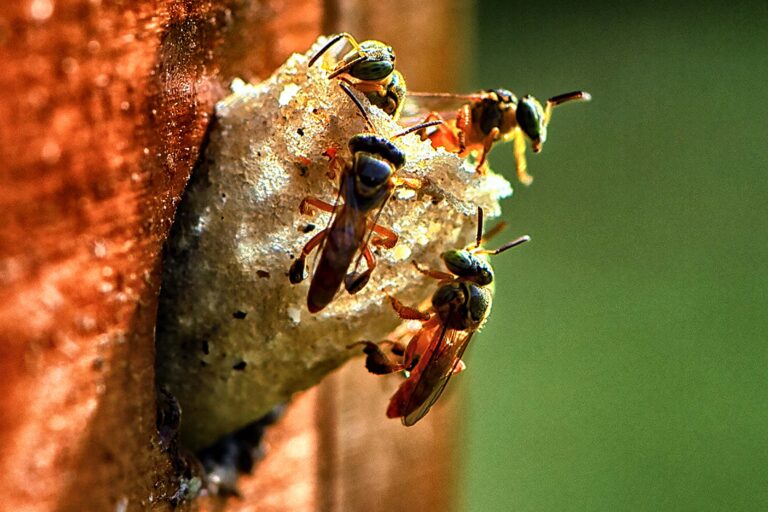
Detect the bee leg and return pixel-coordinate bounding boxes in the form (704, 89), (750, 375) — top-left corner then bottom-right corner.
(513, 130), (533, 186)
(340, 76), (387, 96)
(387, 294), (431, 321)
(420, 111), (463, 153)
(369, 222), (398, 249)
(544, 100), (555, 127)
(387, 340), (407, 357)
(289, 229), (327, 284)
(457, 129), (467, 155)
(455, 104), (473, 154)
(474, 127), (500, 175)
(320, 152), (346, 181)
(346, 341), (406, 375)
(344, 244), (376, 294)
(401, 324), (435, 371)
(411, 260), (454, 281)
(299, 196), (335, 216)
(360, 339), (409, 357)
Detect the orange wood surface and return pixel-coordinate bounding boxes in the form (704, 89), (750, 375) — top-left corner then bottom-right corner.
(0, 1), (466, 509)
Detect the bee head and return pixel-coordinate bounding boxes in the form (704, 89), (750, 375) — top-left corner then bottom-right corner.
(466, 284), (492, 327)
(348, 41), (396, 81)
(516, 95), (547, 151)
(442, 249), (494, 286)
(487, 88), (517, 105)
(349, 134), (405, 169)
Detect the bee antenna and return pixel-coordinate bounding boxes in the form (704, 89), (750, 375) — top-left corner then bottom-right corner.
(339, 82), (375, 132)
(474, 207), (484, 249)
(391, 119), (443, 139)
(470, 208), (508, 250)
(547, 90), (592, 106)
(482, 235), (530, 256)
(543, 91), (591, 128)
(308, 33), (348, 67)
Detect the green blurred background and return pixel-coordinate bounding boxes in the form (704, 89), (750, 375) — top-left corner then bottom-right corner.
(462, 1), (768, 510)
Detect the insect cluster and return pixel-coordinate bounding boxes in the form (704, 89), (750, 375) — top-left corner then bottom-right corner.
(156, 34), (588, 448)
(289, 33), (589, 425)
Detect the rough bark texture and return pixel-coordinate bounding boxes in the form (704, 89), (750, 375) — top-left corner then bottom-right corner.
(0, 0), (467, 510)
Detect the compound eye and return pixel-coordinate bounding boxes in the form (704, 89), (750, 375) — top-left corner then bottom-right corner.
(353, 41), (396, 81)
(355, 60), (394, 81)
(442, 250), (473, 276)
(355, 156), (392, 197)
(360, 169), (387, 187)
(467, 285), (491, 324)
(477, 268), (493, 286)
(516, 96), (546, 148)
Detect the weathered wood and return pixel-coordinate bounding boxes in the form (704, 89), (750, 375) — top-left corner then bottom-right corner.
(0, 1), (320, 510)
(0, 0), (466, 509)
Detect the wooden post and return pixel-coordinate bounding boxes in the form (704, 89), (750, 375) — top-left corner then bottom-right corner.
(0, 0), (468, 510)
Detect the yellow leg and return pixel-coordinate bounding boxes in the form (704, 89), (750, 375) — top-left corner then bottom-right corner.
(513, 130), (533, 186)
(544, 101), (554, 126)
(474, 127), (500, 175)
(341, 76), (387, 96)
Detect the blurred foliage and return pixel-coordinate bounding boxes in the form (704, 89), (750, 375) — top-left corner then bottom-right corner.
(462, 1), (768, 511)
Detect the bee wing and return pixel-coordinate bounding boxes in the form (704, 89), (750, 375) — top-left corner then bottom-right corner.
(310, 181), (345, 273)
(312, 160), (382, 274)
(401, 320), (475, 426)
(400, 91), (484, 123)
(343, 180), (396, 279)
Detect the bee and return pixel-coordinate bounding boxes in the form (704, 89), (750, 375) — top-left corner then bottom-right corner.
(407, 88), (591, 184)
(289, 84), (442, 313)
(349, 208), (530, 425)
(309, 32), (407, 119)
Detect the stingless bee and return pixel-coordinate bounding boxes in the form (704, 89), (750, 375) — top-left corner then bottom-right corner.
(309, 32), (407, 119)
(406, 88), (591, 184)
(349, 208), (529, 424)
(289, 84), (441, 313)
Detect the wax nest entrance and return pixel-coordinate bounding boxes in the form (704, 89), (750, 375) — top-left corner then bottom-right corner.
(156, 37), (512, 450)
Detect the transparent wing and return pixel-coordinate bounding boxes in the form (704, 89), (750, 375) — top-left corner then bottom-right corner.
(400, 91), (482, 124)
(311, 162), (376, 276)
(345, 186), (395, 280)
(401, 316), (475, 426)
(309, 180), (344, 274)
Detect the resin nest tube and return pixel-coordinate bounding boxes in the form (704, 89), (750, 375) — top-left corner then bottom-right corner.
(155, 37), (512, 450)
